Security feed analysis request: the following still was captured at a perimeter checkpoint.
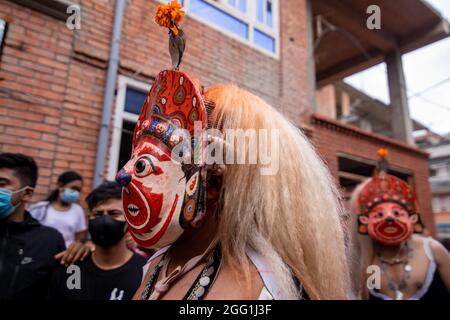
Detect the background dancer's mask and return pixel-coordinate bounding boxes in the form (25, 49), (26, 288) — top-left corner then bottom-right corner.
(357, 149), (424, 246)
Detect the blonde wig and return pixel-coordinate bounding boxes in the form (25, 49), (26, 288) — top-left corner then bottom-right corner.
(348, 180), (374, 299)
(204, 84), (351, 300)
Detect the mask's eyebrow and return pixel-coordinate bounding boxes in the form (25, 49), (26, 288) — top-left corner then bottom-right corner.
(149, 157), (157, 172)
(142, 155), (157, 172)
(137, 142), (171, 162)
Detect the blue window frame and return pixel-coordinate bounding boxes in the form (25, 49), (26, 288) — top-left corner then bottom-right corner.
(161, 0), (279, 56)
(227, 0), (246, 13)
(266, 1), (273, 28)
(256, 0), (273, 28)
(254, 29), (275, 53)
(190, 0), (249, 39)
(257, 0), (264, 23)
(238, 0), (246, 13)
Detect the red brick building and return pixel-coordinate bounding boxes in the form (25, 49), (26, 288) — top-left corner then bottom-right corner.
(0, 0), (448, 235)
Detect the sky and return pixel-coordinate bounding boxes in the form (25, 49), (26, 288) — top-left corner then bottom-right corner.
(345, 0), (450, 135)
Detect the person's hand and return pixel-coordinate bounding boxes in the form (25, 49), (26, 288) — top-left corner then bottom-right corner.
(125, 233), (152, 258)
(54, 241), (95, 266)
(125, 233), (138, 251)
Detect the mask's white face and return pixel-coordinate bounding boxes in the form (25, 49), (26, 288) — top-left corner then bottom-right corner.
(117, 137), (187, 249)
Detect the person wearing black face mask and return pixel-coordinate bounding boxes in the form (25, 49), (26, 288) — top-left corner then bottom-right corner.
(88, 213), (127, 247)
(48, 181), (146, 300)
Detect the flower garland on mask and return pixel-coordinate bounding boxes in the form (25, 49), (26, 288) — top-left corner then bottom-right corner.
(155, 0), (185, 36)
(155, 0), (187, 69)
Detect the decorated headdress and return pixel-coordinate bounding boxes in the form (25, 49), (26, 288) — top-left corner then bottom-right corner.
(116, 1), (214, 249)
(356, 149), (423, 245)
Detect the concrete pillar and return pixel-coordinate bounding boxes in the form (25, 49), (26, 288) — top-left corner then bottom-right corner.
(341, 91), (351, 117)
(386, 50), (414, 145)
(360, 118), (372, 132)
(306, 0), (317, 112)
(315, 85), (337, 119)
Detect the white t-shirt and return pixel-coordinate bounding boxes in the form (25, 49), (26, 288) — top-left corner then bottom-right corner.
(29, 201), (87, 248)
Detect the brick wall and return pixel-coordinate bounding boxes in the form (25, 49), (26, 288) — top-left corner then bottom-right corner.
(0, 0), (312, 202)
(0, 1), (74, 199)
(0, 0), (437, 233)
(311, 114), (435, 236)
(117, 0), (311, 120)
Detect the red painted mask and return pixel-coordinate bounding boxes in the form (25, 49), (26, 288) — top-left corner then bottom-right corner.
(359, 202), (418, 246)
(116, 70), (208, 249)
(357, 172), (424, 246)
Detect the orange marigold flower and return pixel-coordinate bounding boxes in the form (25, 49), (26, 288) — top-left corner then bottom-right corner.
(154, 0), (185, 35)
(377, 148), (389, 158)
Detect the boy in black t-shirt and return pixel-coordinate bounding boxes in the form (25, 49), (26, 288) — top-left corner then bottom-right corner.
(48, 181), (146, 300)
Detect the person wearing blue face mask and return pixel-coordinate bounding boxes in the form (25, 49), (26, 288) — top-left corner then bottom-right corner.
(29, 171), (88, 249)
(0, 153), (67, 300)
(0, 157), (35, 221)
(1, 154), (94, 300)
(0, 186), (29, 218)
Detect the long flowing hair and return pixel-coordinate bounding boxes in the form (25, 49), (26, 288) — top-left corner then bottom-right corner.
(348, 180), (374, 299)
(204, 84), (351, 300)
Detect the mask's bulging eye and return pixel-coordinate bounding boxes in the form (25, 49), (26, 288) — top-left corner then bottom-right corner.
(135, 157), (151, 177)
(377, 211), (384, 219)
(134, 156), (163, 178)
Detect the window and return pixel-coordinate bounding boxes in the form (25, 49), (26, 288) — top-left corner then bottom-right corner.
(0, 19), (7, 61)
(337, 154), (413, 201)
(429, 168), (437, 177)
(434, 195), (450, 213)
(228, 0), (247, 13)
(9, 0), (73, 21)
(161, 0), (280, 57)
(436, 164), (449, 178)
(189, 0), (249, 39)
(256, 0), (273, 27)
(107, 77), (150, 180)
